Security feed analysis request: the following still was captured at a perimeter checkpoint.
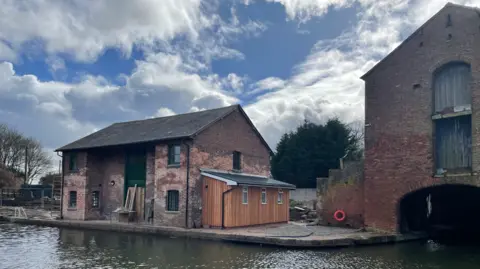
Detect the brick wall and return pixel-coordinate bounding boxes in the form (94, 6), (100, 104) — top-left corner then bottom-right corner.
(62, 152), (87, 220)
(154, 144), (188, 227)
(85, 153), (104, 220)
(364, 4), (480, 232)
(189, 109), (271, 228)
(145, 148), (155, 220)
(317, 161), (364, 228)
(100, 149), (125, 218)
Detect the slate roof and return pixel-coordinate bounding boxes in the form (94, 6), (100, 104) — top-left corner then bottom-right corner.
(56, 105), (240, 151)
(200, 168), (296, 189)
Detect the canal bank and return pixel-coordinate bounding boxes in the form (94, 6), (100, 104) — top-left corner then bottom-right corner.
(7, 218), (425, 248)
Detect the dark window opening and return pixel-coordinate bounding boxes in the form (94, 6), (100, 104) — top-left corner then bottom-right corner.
(92, 191), (100, 208)
(233, 151), (241, 171)
(435, 115), (472, 172)
(69, 191), (77, 208)
(69, 153), (77, 171)
(168, 145), (181, 165)
(166, 190), (179, 211)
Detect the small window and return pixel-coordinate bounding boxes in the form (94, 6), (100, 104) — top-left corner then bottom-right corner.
(69, 191), (77, 208)
(242, 187), (248, 204)
(69, 153), (77, 171)
(233, 151), (241, 171)
(166, 190), (179, 211)
(261, 188), (267, 204)
(92, 191), (100, 208)
(277, 190), (284, 204)
(168, 145), (181, 165)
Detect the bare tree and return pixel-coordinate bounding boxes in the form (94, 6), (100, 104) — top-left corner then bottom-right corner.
(0, 124), (25, 171)
(0, 123), (52, 184)
(24, 138), (52, 183)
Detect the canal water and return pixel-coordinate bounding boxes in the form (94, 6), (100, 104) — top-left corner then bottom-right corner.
(1, 223), (480, 269)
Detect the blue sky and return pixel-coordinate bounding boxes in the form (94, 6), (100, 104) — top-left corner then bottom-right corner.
(0, 0), (478, 165)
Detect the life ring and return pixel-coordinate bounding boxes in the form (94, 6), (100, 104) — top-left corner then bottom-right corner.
(334, 210), (346, 222)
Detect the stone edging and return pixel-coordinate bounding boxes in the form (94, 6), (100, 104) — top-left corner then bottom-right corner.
(8, 219), (426, 248)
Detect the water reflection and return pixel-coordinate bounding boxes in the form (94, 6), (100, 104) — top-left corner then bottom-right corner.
(1, 223), (480, 269)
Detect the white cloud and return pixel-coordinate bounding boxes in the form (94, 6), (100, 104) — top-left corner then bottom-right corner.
(126, 52), (238, 113)
(249, 77), (285, 96)
(3, 0), (480, 155)
(0, 0), (206, 62)
(246, 0), (480, 149)
(0, 41), (16, 61)
(265, 0), (356, 23)
(154, 108), (176, 117)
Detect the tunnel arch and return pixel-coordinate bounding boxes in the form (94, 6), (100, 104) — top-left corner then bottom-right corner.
(398, 184), (480, 239)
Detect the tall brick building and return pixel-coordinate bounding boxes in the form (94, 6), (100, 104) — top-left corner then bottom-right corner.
(363, 3), (480, 232)
(56, 104), (294, 228)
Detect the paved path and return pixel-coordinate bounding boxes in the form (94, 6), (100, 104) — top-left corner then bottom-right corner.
(243, 223), (358, 237)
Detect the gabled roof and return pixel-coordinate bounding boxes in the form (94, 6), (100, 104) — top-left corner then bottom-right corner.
(56, 104), (273, 153)
(361, 2), (476, 80)
(200, 168), (296, 189)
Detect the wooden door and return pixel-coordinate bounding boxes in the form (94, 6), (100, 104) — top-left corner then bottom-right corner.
(125, 149), (146, 219)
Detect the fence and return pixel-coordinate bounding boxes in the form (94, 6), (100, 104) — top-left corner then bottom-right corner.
(0, 186), (61, 219)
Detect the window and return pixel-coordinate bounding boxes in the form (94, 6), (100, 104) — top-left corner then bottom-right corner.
(277, 190), (284, 204)
(261, 188), (267, 204)
(435, 115), (472, 171)
(433, 62), (471, 113)
(433, 62), (472, 172)
(69, 153), (77, 171)
(92, 191), (100, 208)
(233, 151), (241, 171)
(166, 190), (179, 211)
(168, 145), (181, 165)
(242, 187), (248, 204)
(69, 191), (77, 208)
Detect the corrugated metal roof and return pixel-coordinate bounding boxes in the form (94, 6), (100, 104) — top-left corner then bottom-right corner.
(56, 105), (238, 151)
(201, 168), (296, 189)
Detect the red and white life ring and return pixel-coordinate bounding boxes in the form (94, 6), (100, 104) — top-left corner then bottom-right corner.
(334, 210), (346, 222)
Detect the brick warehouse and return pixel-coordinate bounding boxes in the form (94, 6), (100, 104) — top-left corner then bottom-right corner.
(363, 3), (480, 232)
(55, 104), (294, 228)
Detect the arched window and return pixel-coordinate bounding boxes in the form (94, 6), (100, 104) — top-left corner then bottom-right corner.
(433, 62), (472, 172)
(434, 62), (471, 113)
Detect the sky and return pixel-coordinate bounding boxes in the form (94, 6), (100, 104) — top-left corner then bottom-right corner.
(1, 0), (479, 169)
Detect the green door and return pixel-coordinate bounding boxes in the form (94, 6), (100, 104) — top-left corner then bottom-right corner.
(125, 150), (147, 200)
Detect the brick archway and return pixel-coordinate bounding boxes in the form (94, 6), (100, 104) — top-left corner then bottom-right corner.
(396, 182), (480, 234)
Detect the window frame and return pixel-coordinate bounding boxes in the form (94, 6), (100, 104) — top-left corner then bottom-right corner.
(261, 188), (267, 205)
(69, 191), (77, 208)
(277, 189), (284, 204)
(69, 153), (77, 172)
(166, 190), (180, 212)
(168, 144), (181, 166)
(432, 62), (473, 174)
(92, 191), (100, 208)
(233, 151), (241, 171)
(242, 186), (248, 205)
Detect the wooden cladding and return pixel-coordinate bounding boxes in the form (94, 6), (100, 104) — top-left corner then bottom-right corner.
(202, 177), (229, 227)
(202, 176), (290, 228)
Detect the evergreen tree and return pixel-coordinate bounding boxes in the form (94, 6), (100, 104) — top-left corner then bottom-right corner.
(271, 119), (362, 188)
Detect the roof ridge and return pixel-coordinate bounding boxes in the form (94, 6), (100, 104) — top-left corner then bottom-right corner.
(114, 104), (239, 126)
(361, 2), (478, 79)
(445, 2), (480, 11)
(200, 168), (269, 179)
